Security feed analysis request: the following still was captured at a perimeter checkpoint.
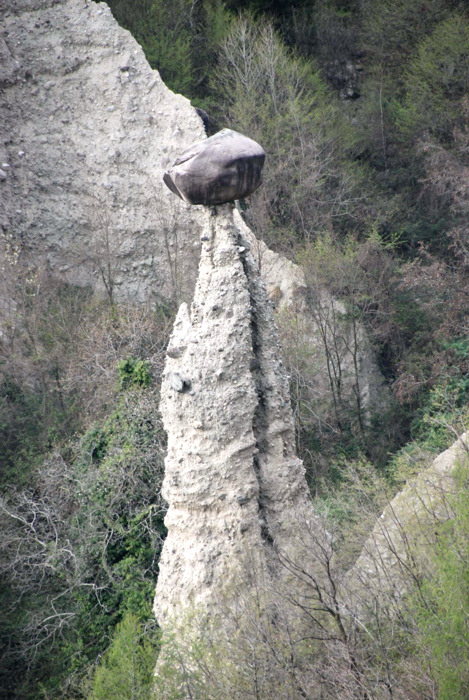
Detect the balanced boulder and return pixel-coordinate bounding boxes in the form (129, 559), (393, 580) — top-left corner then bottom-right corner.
(163, 129), (265, 205)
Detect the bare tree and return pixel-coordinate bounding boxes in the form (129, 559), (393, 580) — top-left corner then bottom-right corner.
(213, 16), (360, 250)
(154, 433), (469, 699)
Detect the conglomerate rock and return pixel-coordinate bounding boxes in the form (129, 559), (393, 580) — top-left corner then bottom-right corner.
(154, 204), (316, 624)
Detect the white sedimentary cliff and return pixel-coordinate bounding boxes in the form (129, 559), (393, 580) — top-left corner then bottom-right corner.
(1, 0), (206, 304)
(154, 204), (316, 624)
(347, 432), (469, 602)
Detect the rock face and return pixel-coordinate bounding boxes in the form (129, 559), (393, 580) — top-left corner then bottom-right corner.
(154, 204), (316, 624)
(163, 129), (265, 205)
(0, 0), (206, 304)
(0, 0), (387, 420)
(347, 433), (469, 602)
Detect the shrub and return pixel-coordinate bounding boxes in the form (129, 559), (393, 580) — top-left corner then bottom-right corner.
(117, 358), (151, 390)
(90, 613), (158, 700)
(410, 458), (469, 698)
(398, 13), (469, 143)
(0, 387), (167, 698)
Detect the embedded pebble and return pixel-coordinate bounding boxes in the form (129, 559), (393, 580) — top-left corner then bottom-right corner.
(170, 373), (184, 392)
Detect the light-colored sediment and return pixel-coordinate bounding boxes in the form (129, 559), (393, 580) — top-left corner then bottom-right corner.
(1, 0), (205, 304)
(347, 432), (469, 603)
(154, 204), (315, 624)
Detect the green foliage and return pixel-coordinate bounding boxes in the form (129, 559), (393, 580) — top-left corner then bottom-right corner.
(211, 14), (358, 247)
(386, 440), (436, 488)
(446, 337), (469, 361)
(361, 0), (453, 69)
(410, 376), (469, 449)
(352, 1), (469, 256)
(386, 364), (469, 488)
(410, 459), (469, 698)
(105, 0), (231, 102)
(0, 376), (46, 489)
(4, 2), (469, 696)
(90, 613), (158, 700)
(0, 280), (92, 490)
(315, 455), (392, 565)
(153, 603), (325, 700)
(117, 358), (151, 390)
(142, 0), (195, 97)
(285, 229), (401, 474)
(0, 385), (167, 698)
(398, 13), (469, 143)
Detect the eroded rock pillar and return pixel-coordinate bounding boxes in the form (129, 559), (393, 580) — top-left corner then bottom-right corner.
(154, 204), (314, 626)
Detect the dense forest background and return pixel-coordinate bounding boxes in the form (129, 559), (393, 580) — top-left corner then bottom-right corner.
(1, 0), (469, 697)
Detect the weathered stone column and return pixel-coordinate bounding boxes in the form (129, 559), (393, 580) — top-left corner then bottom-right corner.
(154, 204), (316, 627)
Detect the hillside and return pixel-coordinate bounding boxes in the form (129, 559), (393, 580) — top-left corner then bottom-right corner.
(1, 0), (469, 698)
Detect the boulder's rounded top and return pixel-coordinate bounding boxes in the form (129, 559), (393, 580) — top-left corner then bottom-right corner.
(163, 129), (265, 206)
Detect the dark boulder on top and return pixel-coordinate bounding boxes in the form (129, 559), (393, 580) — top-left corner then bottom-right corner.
(163, 129), (265, 206)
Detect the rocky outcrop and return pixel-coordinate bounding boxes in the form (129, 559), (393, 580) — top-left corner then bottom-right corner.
(1, 0), (206, 304)
(347, 432), (469, 602)
(0, 0), (387, 421)
(154, 204), (316, 624)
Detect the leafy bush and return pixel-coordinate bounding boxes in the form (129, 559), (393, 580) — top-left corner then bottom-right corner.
(90, 613), (158, 700)
(105, 0), (231, 102)
(0, 386), (167, 698)
(117, 358), (152, 390)
(398, 13), (469, 143)
(410, 459), (469, 698)
(212, 15), (358, 248)
(361, 0), (453, 69)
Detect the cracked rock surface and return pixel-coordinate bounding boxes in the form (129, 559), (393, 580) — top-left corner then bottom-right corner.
(154, 204), (315, 624)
